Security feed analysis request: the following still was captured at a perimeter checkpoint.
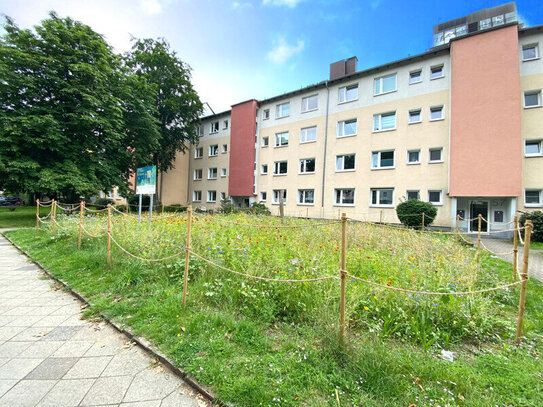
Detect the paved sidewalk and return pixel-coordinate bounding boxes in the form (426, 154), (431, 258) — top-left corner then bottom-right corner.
(479, 237), (543, 282)
(0, 234), (211, 407)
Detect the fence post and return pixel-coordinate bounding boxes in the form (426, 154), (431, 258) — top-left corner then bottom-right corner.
(339, 213), (347, 344)
(279, 191), (285, 223)
(422, 212), (425, 232)
(183, 205), (193, 307)
(51, 199), (56, 236)
(107, 204), (112, 267)
(513, 215), (519, 281)
(456, 214), (460, 242)
(35, 199), (40, 235)
(78, 201), (85, 250)
(306, 207), (309, 219)
(379, 210), (383, 224)
(477, 214), (482, 266)
(515, 220), (532, 345)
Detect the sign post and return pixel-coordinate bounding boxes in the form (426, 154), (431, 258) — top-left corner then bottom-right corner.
(136, 166), (157, 225)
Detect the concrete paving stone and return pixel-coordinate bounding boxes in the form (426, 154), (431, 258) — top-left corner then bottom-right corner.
(2, 306), (40, 316)
(51, 340), (94, 358)
(122, 368), (178, 403)
(26, 306), (62, 316)
(84, 340), (124, 357)
(120, 401), (161, 406)
(17, 341), (64, 359)
(0, 341), (33, 357)
(0, 379), (17, 398)
(0, 315), (18, 326)
(59, 315), (87, 327)
(6, 314), (46, 327)
(161, 388), (200, 407)
(9, 326), (53, 342)
(36, 378), (95, 407)
(69, 324), (106, 342)
(101, 348), (151, 377)
(32, 315), (71, 327)
(64, 356), (113, 379)
(0, 358), (43, 379)
(0, 326), (26, 341)
(0, 379), (57, 407)
(81, 375), (133, 406)
(41, 325), (81, 341)
(0, 358), (9, 367)
(24, 357), (78, 380)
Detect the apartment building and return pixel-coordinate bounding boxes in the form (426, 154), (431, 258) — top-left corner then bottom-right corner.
(161, 2), (543, 232)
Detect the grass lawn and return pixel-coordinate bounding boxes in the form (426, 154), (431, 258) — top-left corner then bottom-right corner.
(0, 206), (51, 228)
(4, 212), (543, 406)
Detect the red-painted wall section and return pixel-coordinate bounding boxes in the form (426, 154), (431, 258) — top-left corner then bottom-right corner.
(228, 100), (257, 196)
(449, 25), (522, 197)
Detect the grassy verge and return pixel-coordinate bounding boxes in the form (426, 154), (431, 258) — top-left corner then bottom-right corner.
(4, 216), (543, 407)
(0, 206), (52, 228)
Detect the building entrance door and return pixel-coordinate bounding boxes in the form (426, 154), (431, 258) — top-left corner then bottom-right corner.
(470, 201), (488, 232)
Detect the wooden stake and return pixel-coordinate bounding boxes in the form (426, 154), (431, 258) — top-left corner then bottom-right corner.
(51, 200), (56, 236)
(107, 204), (112, 267)
(515, 220), (532, 345)
(456, 214), (460, 242)
(306, 207), (309, 219)
(379, 210), (383, 224)
(339, 213), (347, 344)
(421, 212), (425, 232)
(183, 205), (193, 307)
(279, 191), (285, 223)
(162, 202), (164, 214)
(35, 199), (39, 235)
(477, 214), (482, 266)
(78, 201), (85, 250)
(513, 215), (519, 281)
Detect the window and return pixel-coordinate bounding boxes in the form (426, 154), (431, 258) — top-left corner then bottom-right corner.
(273, 189), (287, 204)
(261, 164), (268, 175)
(524, 91), (542, 108)
(107, 190), (114, 199)
(260, 192), (267, 201)
(197, 126), (203, 137)
(193, 169), (202, 180)
(115, 190), (121, 200)
(273, 161), (288, 175)
(208, 168), (218, 179)
(302, 95), (318, 112)
(299, 158), (315, 174)
(407, 150), (421, 164)
(525, 189), (542, 206)
(210, 122), (219, 133)
(193, 191), (202, 202)
(430, 65), (444, 79)
(409, 109), (422, 124)
(300, 126), (317, 143)
(339, 84), (358, 103)
(374, 73), (397, 95)
(409, 70), (422, 84)
(370, 188), (394, 206)
(274, 131), (289, 147)
(494, 211), (504, 223)
(335, 189), (355, 205)
(209, 145), (218, 156)
(194, 147), (203, 159)
(429, 148), (443, 163)
(479, 18), (491, 30)
(525, 140), (542, 156)
(263, 109), (270, 120)
(207, 191), (217, 203)
(522, 44), (539, 61)
(222, 144), (228, 153)
(220, 192), (226, 201)
(428, 190), (442, 205)
(262, 136), (269, 147)
(371, 150), (395, 169)
(298, 189), (315, 205)
(430, 106), (444, 121)
(276, 102), (290, 118)
(406, 190), (419, 200)
(336, 154), (355, 171)
(221, 168), (227, 177)
(223, 120), (228, 130)
(492, 15), (504, 26)
(337, 119), (357, 138)
(373, 112), (396, 131)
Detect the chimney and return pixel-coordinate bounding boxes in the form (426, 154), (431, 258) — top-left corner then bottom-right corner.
(329, 57), (358, 80)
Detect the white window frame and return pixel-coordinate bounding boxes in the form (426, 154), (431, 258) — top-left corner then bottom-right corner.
(222, 144), (228, 154)
(338, 84), (358, 103)
(263, 109), (270, 120)
(524, 90), (542, 108)
(370, 188), (395, 207)
(298, 189), (315, 205)
(221, 168), (227, 177)
(429, 148), (444, 163)
(374, 73), (397, 95)
(525, 140), (542, 157)
(407, 150), (421, 165)
(210, 122), (219, 134)
(193, 190), (202, 202)
(261, 164), (268, 175)
(208, 168), (218, 180)
(409, 69), (422, 84)
(300, 126), (317, 143)
(299, 158), (316, 174)
(336, 154), (356, 172)
(334, 188), (355, 206)
(272, 189), (287, 205)
(220, 192), (226, 201)
(301, 95), (318, 112)
(273, 161), (288, 176)
(337, 119), (357, 138)
(408, 109), (422, 124)
(193, 169), (203, 180)
(274, 131), (289, 147)
(262, 136), (269, 147)
(223, 120), (228, 130)
(430, 65), (444, 80)
(522, 43), (539, 61)
(373, 111), (396, 132)
(371, 150), (395, 169)
(209, 145), (218, 157)
(525, 189), (542, 207)
(194, 147), (203, 159)
(276, 102), (290, 118)
(428, 190), (443, 206)
(429, 105), (444, 121)
(207, 190), (217, 203)
(260, 191), (267, 202)
(406, 190), (420, 200)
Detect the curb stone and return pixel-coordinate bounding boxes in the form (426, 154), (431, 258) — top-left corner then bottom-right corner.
(1, 231), (228, 407)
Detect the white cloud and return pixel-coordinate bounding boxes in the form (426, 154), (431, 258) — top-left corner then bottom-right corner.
(267, 36), (304, 65)
(140, 0), (163, 15)
(232, 1), (253, 10)
(262, 0), (304, 8)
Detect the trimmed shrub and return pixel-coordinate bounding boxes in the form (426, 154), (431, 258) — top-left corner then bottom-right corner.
(94, 198), (114, 207)
(163, 204), (186, 213)
(519, 211), (543, 242)
(396, 199), (437, 229)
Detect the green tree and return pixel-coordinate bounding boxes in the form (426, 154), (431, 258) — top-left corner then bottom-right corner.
(0, 13), (159, 200)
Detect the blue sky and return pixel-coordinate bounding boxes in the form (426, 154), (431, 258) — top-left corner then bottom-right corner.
(1, 0), (543, 112)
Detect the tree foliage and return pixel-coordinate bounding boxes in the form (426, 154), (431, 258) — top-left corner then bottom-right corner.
(396, 199), (437, 229)
(519, 211), (543, 242)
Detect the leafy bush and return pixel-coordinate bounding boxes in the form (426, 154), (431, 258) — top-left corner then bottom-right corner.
(163, 204), (186, 213)
(220, 198), (234, 214)
(94, 198), (114, 207)
(247, 202), (271, 215)
(126, 194), (161, 211)
(396, 199), (437, 229)
(519, 210), (543, 242)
